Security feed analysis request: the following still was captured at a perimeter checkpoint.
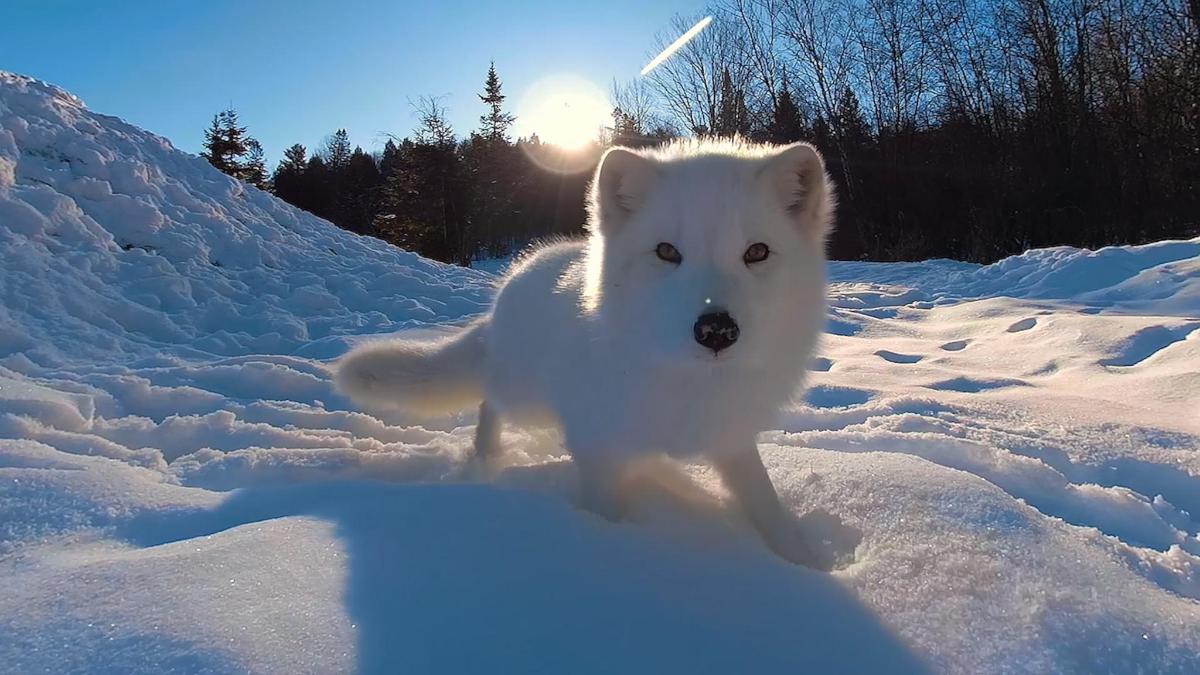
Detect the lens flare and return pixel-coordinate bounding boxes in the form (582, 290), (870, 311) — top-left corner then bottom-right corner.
(640, 16), (712, 76)
(515, 74), (610, 174)
(515, 75), (611, 150)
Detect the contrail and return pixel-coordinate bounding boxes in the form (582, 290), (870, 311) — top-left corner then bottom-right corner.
(640, 16), (713, 76)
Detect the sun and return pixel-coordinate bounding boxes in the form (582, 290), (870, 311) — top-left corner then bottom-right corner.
(514, 75), (612, 149)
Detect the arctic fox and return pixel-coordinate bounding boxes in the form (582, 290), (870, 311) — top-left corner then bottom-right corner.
(336, 139), (852, 569)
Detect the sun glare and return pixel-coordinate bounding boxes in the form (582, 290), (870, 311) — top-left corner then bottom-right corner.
(640, 16), (712, 76)
(515, 75), (612, 150)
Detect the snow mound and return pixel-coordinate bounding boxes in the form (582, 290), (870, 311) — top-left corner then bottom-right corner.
(830, 238), (1200, 315)
(0, 71), (490, 368)
(1, 72), (1198, 673)
(961, 240), (1200, 307)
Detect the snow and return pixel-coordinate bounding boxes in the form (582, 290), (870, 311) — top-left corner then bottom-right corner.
(1, 71), (1198, 673)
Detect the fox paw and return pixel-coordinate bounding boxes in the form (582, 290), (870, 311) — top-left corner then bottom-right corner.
(459, 453), (500, 481)
(766, 509), (862, 571)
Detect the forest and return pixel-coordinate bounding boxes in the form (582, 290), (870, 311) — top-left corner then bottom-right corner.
(201, 0), (1199, 264)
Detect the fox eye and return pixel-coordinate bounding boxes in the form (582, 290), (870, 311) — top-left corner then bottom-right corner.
(655, 242), (682, 264)
(744, 242), (770, 264)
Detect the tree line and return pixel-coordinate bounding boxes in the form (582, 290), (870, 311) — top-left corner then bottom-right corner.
(203, 64), (619, 265)
(203, 1), (1198, 264)
(642, 0), (1199, 261)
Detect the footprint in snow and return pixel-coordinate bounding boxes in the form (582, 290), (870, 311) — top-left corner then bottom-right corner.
(1099, 323), (1200, 367)
(808, 357), (834, 372)
(1006, 317), (1038, 333)
(805, 385), (873, 408)
(874, 350), (923, 364)
(926, 376), (1029, 393)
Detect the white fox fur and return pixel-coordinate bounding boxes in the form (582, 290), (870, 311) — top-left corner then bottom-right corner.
(335, 139), (855, 569)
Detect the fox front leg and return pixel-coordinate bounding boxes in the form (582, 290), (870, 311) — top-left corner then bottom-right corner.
(463, 401), (503, 480)
(574, 455), (627, 522)
(712, 445), (858, 571)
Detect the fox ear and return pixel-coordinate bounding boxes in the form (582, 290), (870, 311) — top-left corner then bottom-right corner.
(591, 147), (658, 234)
(760, 143), (834, 242)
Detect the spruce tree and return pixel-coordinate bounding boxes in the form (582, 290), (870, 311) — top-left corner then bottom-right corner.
(833, 87), (871, 148)
(201, 110), (248, 175)
(478, 62), (516, 143)
(768, 83), (807, 145)
(242, 139), (267, 188)
(344, 147), (382, 235)
(280, 144), (308, 173)
(322, 129), (353, 170)
(417, 102), (456, 147)
(218, 109), (250, 163)
(201, 108), (263, 185)
(378, 100), (470, 264)
(271, 144), (308, 205)
(379, 139), (402, 183)
(714, 69), (750, 138)
(303, 154), (333, 220)
(201, 114), (232, 174)
(468, 63), (523, 257)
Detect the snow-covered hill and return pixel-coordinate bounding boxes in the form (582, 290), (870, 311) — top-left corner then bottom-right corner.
(1, 72), (1197, 674)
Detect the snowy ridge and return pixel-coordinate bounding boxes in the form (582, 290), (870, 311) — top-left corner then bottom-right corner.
(829, 238), (1200, 313)
(0, 71), (490, 367)
(1, 72), (1198, 673)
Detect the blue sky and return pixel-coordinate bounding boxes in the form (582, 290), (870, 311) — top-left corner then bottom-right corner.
(2, 0), (693, 165)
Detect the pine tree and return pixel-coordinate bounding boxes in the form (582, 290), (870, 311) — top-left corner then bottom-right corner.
(377, 99), (471, 264)
(344, 147), (382, 235)
(303, 154), (333, 220)
(833, 87), (871, 148)
(242, 139), (267, 188)
(768, 82), (807, 144)
(812, 115), (835, 156)
(322, 129), (353, 170)
(379, 139), (402, 182)
(714, 69), (750, 138)
(280, 144), (308, 173)
(478, 62), (516, 143)
(201, 110), (248, 175)
(271, 144), (308, 206)
(417, 100), (456, 147)
(218, 109), (249, 164)
(201, 108), (264, 186)
(469, 64), (524, 257)
(201, 115), (232, 174)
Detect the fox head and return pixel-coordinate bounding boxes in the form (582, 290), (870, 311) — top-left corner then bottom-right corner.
(583, 139), (835, 373)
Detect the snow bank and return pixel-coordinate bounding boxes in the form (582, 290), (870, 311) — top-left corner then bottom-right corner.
(830, 238), (1200, 317)
(0, 72), (491, 369)
(1, 71), (1198, 673)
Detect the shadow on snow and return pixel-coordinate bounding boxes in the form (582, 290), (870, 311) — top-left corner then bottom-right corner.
(120, 475), (929, 674)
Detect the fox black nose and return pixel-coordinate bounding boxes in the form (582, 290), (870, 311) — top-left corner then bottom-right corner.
(694, 311), (739, 353)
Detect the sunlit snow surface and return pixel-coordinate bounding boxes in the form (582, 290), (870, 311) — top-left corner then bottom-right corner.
(1, 72), (1198, 674)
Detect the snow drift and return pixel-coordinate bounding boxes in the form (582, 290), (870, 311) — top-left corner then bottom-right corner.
(1, 72), (1198, 674)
